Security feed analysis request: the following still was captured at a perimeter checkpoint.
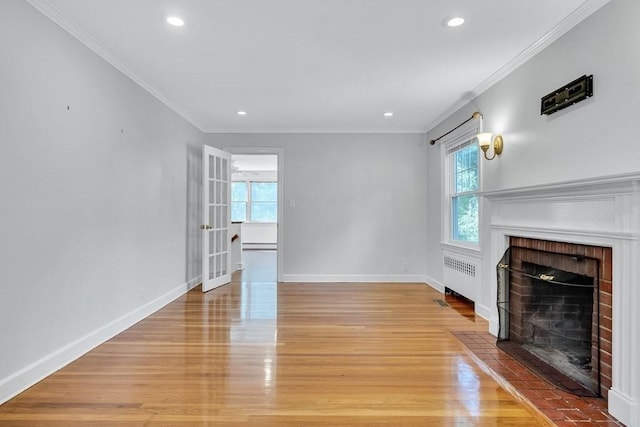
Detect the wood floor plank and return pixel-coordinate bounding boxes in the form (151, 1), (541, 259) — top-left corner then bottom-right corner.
(0, 260), (549, 426)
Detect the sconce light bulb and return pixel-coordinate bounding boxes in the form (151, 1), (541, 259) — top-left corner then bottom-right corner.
(476, 132), (493, 150)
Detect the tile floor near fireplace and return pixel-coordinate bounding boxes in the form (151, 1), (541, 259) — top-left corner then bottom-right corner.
(453, 331), (624, 426)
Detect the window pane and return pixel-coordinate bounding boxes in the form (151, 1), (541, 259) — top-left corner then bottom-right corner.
(231, 202), (246, 222)
(231, 182), (248, 202)
(251, 202), (277, 222)
(452, 195), (479, 243)
(251, 182), (277, 202)
(454, 144), (478, 193)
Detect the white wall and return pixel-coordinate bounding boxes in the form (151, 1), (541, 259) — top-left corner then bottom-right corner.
(479, 0), (640, 191)
(209, 133), (428, 282)
(0, 0), (204, 402)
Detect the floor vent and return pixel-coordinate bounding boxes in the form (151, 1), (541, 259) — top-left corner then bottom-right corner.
(444, 255), (476, 277)
(434, 299), (450, 308)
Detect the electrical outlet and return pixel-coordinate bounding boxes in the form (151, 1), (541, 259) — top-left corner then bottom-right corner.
(402, 262), (409, 272)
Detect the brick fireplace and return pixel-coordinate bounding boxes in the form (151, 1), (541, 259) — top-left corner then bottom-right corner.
(482, 173), (640, 426)
(496, 237), (612, 398)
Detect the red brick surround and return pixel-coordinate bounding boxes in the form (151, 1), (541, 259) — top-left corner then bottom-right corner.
(509, 237), (613, 398)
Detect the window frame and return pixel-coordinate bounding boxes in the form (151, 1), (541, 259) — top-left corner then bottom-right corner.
(231, 180), (278, 223)
(441, 126), (482, 251)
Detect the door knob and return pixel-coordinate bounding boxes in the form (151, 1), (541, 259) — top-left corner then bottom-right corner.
(200, 224), (213, 230)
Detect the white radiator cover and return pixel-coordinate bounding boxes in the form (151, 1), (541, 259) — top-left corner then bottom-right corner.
(443, 251), (480, 301)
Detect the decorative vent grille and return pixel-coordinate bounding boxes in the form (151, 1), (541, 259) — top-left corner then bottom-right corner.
(444, 255), (476, 277)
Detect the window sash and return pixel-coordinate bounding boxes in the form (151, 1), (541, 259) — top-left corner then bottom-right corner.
(452, 143), (478, 195)
(250, 201), (277, 223)
(231, 201), (247, 222)
(251, 182), (277, 202)
(448, 139), (479, 245)
(451, 194), (479, 243)
(231, 182), (248, 201)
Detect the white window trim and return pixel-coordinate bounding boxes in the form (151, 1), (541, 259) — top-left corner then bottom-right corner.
(440, 123), (482, 253)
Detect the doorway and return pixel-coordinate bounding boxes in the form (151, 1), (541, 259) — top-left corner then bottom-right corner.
(227, 148), (283, 282)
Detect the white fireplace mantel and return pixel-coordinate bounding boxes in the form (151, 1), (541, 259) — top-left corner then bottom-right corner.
(481, 172), (640, 426)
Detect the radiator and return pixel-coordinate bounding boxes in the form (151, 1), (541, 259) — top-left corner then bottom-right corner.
(443, 253), (479, 301)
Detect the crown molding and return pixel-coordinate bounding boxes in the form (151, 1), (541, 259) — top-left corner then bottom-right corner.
(24, 0), (205, 132)
(24, 0), (611, 136)
(425, 0), (612, 132)
(205, 128), (424, 134)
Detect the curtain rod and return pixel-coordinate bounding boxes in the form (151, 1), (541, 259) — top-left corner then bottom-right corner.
(429, 112), (482, 145)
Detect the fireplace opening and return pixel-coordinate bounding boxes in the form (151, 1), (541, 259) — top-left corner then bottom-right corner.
(497, 245), (601, 397)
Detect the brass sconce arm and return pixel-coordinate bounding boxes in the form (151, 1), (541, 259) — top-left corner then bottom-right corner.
(476, 133), (504, 161)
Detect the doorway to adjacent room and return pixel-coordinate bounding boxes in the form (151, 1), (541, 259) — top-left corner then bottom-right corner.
(227, 149), (282, 282)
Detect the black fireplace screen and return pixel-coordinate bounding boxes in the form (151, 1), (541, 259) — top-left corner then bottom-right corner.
(496, 246), (601, 396)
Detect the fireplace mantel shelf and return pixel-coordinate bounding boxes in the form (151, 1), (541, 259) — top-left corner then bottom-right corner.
(490, 224), (638, 241)
(479, 171), (640, 200)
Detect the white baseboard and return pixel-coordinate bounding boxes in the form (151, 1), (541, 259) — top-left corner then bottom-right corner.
(475, 303), (492, 322)
(607, 388), (637, 427)
(0, 277), (200, 405)
(488, 317), (500, 337)
(187, 275), (202, 290)
(242, 243), (277, 250)
(424, 275), (445, 293)
(281, 274), (427, 283)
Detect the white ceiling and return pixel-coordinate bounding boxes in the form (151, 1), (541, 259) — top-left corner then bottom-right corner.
(232, 155), (277, 172)
(32, 0), (606, 133)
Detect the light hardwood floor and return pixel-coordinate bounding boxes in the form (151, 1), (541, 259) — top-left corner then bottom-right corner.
(0, 252), (548, 426)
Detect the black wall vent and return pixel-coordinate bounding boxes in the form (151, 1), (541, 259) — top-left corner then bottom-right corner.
(541, 75), (593, 115)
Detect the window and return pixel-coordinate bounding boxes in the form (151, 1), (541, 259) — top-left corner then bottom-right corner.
(448, 140), (479, 244)
(231, 181), (277, 223)
(250, 182), (277, 222)
(231, 182), (247, 222)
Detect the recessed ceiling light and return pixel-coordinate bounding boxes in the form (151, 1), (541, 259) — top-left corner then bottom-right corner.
(446, 17), (465, 27)
(166, 16), (184, 27)
(383, 112), (394, 117)
(237, 111), (247, 116)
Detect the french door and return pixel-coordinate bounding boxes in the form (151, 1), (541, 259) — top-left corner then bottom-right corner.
(202, 145), (232, 292)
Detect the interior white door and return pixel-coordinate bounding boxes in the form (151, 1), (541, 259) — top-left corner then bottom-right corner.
(202, 145), (232, 292)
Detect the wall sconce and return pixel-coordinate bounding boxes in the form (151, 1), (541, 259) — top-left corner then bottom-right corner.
(428, 111), (504, 161)
(476, 132), (503, 160)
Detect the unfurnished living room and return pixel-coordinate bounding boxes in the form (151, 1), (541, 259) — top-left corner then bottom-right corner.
(1, 0), (639, 426)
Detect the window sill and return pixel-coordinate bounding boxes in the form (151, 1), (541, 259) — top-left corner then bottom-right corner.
(441, 241), (481, 257)
(241, 222), (277, 225)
